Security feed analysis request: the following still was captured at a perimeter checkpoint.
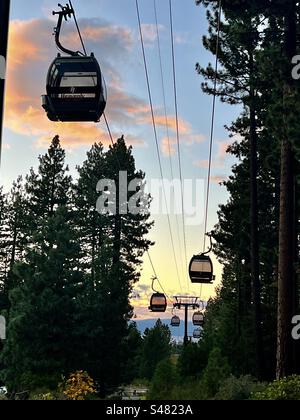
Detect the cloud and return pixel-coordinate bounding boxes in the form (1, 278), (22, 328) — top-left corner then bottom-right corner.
(216, 141), (230, 161)
(8, 19), (50, 70)
(139, 114), (192, 136)
(193, 141), (231, 169)
(140, 23), (165, 44)
(161, 137), (176, 156)
(5, 17), (203, 153)
(161, 134), (205, 157)
(4, 18), (148, 149)
(211, 175), (227, 184)
(174, 32), (189, 45)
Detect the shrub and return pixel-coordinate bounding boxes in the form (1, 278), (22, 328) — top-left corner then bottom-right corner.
(252, 375), (300, 400)
(201, 348), (231, 398)
(148, 359), (178, 400)
(215, 375), (265, 400)
(169, 380), (206, 400)
(62, 371), (97, 401)
(31, 392), (58, 401)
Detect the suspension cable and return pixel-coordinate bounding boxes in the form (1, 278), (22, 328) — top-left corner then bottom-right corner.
(147, 250), (172, 303)
(154, 0), (173, 179)
(203, 0), (222, 252)
(104, 111), (172, 304)
(169, 0), (189, 288)
(103, 112), (116, 148)
(136, 0), (183, 294)
(69, 0), (88, 56)
(153, 0), (185, 288)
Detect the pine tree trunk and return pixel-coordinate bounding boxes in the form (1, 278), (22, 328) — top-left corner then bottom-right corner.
(249, 49), (263, 380)
(276, 0), (297, 380)
(277, 130), (294, 379)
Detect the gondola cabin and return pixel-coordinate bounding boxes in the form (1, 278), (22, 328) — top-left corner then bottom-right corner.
(189, 254), (214, 284)
(171, 316), (180, 327)
(149, 293), (167, 313)
(42, 54), (106, 122)
(193, 312), (204, 327)
(193, 328), (201, 340)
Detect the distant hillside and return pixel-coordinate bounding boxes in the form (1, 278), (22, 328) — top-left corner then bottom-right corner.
(135, 318), (196, 339)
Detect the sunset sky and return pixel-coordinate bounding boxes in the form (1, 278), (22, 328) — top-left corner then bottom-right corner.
(0, 0), (240, 320)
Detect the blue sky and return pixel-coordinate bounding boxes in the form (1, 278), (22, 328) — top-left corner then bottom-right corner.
(1, 0), (240, 319)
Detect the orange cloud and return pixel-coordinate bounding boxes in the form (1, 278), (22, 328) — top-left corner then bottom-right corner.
(3, 18), (147, 149)
(211, 175), (227, 184)
(140, 23), (165, 44)
(8, 19), (50, 70)
(193, 141), (230, 169)
(4, 17), (204, 153)
(161, 134), (205, 157)
(140, 114), (192, 135)
(161, 137), (176, 157)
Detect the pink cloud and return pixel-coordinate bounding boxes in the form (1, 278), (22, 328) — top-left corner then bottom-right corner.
(140, 114), (192, 135)
(211, 175), (227, 185)
(193, 141), (231, 169)
(140, 23), (165, 44)
(161, 134), (205, 157)
(4, 18), (148, 149)
(5, 17), (204, 154)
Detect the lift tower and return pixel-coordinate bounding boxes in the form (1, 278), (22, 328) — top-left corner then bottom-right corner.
(173, 296), (200, 346)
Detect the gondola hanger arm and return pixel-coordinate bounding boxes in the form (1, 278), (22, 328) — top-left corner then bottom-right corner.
(52, 3), (81, 56)
(151, 276), (159, 294)
(202, 233), (213, 255)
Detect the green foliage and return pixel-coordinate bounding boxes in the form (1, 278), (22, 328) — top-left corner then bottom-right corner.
(148, 358), (178, 400)
(195, 0), (290, 380)
(167, 380), (206, 401)
(73, 137), (153, 391)
(0, 136), (153, 395)
(215, 375), (265, 400)
(177, 343), (207, 379)
(121, 323), (143, 384)
(140, 320), (172, 381)
(201, 348), (231, 397)
(252, 376), (300, 400)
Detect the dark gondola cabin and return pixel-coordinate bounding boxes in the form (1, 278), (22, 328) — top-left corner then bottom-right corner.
(42, 54), (106, 122)
(171, 316), (180, 327)
(149, 293), (167, 313)
(193, 328), (201, 340)
(193, 312), (204, 327)
(189, 254), (214, 284)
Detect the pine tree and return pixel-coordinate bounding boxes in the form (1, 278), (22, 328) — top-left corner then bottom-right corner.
(139, 319), (172, 380)
(0, 137), (82, 392)
(74, 136), (153, 391)
(1, 206), (84, 392)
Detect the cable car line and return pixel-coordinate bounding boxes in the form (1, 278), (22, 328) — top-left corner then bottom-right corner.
(190, 0), (221, 301)
(68, 0), (87, 56)
(153, 0), (185, 293)
(169, 0), (189, 291)
(103, 112), (116, 148)
(153, 0), (174, 180)
(203, 0), (222, 252)
(61, 5), (116, 161)
(136, 0), (183, 294)
(147, 250), (171, 302)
